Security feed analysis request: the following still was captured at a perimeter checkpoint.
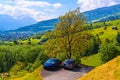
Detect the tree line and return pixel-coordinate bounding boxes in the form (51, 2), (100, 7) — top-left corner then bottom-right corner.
(0, 45), (48, 73)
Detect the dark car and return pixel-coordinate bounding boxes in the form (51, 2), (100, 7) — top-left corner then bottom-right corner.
(64, 59), (75, 70)
(44, 58), (62, 70)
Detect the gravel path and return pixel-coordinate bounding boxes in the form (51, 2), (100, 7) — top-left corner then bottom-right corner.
(41, 66), (93, 80)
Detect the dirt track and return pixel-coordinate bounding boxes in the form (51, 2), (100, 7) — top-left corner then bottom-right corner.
(41, 66), (93, 80)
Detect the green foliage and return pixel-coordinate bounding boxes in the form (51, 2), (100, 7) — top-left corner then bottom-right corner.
(99, 42), (119, 63)
(40, 38), (48, 43)
(0, 45), (45, 73)
(44, 8), (91, 61)
(84, 36), (101, 56)
(26, 59), (41, 72)
(20, 66), (42, 80)
(13, 40), (18, 45)
(10, 61), (26, 78)
(33, 33), (43, 39)
(104, 25), (107, 30)
(116, 32), (120, 44)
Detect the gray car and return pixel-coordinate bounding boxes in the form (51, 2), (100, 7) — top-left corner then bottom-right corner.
(64, 59), (75, 70)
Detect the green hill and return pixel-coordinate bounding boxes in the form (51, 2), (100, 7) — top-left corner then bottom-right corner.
(12, 19), (59, 33)
(7, 4), (120, 33)
(93, 13), (120, 22)
(84, 4), (120, 21)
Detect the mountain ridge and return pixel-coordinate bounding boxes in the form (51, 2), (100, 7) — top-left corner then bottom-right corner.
(14, 18), (59, 33)
(11, 4), (120, 33)
(83, 4), (120, 21)
(1, 4), (120, 41)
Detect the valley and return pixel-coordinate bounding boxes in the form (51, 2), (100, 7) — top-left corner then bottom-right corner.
(1, 4), (120, 41)
(0, 3), (120, 80)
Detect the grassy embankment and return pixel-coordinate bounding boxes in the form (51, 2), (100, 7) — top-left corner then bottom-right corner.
(78, 56), (120, 80)
(13, 66), (42, 80)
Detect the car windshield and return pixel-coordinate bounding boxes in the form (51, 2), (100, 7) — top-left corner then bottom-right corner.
(46, 59), (55, 64)
(65, 60), (74, 64)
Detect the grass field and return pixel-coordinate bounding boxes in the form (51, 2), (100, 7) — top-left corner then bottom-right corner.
(91, 26), (118, 43)
(81, 20), (120, 67)
(81, 54), (102, 67)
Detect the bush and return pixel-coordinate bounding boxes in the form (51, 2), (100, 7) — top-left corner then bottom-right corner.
(83, 36), (101, 56)
(99, 43), (119, 63)
(116, 32), (120, 45)
(0, 45), (44, 73)
(26, 59), (41, 72)
(10, 61), (25, 76)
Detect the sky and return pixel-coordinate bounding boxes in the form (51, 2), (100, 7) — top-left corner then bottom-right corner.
(0, 0), (120, 22)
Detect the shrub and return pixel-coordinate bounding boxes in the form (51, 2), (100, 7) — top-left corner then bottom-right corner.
(116, 32), (120, 45)
(99, 43), (119, 63)
(0, 45), (44, 73)
(26, 59), (41, 72)
(10, 61), (25, 77)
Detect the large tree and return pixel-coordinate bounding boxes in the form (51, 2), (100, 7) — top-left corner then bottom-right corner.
(44, 8), (91, 60)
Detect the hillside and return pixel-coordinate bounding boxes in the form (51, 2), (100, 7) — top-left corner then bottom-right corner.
(0, 14), (36, 31)
(0, 17), (120, 80)
(78, 56), (120, 80)
(0, 19), (58, 41)
(8, 4), (120, 33)
(0, 4), (120, 41)
(11, 18), (59, 33)
(93, 12), (120, 22)
(84, 4), (120, 21)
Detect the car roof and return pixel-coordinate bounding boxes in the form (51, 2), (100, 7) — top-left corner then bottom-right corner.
(65, 59), (75, 62)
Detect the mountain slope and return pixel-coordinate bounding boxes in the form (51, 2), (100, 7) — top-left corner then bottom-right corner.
(12, 18), (59, 33)
(0, 4), (120, 31)
(1, 4), (120, 41)
(92, 12), (120, 22)
(78, 56), (120, 80)
(11, 4), (120, 33)
(0, 14), (36, 31)
(84, 4), (120, 21)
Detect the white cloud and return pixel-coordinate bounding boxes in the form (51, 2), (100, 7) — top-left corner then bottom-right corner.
(77, 0), (118, 12)
(0, 0), (62, 21)
(15, 0), (51, 8)
(53, 3), (62, 9)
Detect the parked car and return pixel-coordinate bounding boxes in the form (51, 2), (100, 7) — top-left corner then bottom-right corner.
(44, 58), (62, 70)
(64, 59), (75, 70)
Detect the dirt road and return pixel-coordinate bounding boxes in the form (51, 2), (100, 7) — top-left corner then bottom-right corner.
(41, 67), (92, 80)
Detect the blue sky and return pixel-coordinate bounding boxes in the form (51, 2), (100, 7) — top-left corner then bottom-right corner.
(0, 0), (120, 21)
